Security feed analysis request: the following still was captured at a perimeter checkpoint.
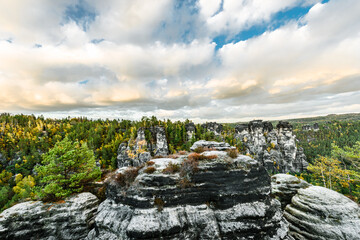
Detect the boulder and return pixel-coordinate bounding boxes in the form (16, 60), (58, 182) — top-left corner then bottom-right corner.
(190, 140), (235, 151)
(284, 186), (360, 240)
(87, 153), (291, 239)
(271, 174), (310, 209)
(0, 192), (99, 240)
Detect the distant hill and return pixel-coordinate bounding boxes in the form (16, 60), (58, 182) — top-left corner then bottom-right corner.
(226, 113), (360, 127)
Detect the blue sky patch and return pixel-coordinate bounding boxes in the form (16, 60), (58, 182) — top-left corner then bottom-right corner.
(79, 79), (89, 85)
(213, 4), (314, 50)
(64, 0), (96, 31)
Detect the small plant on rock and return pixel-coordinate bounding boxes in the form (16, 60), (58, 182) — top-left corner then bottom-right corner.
(227, 149), (238, 159)
(144, 166), (156, 174)
(162, 162), (180, 174)
(154, 197), (164, 211)
(194, 146), (205, 153)
(115, 167), (139, 187)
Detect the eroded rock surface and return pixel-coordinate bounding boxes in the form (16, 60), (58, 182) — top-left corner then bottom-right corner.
(271, 174), (310, 209)
(0, 192), (99, 240)
(117, 127), (168, 168)
(201, 122), (223, 136)
(284, 186), (360, 240)
(235, 120), (308, 173)
(190, 140), (235, 151)
(88, 152), (290, 239)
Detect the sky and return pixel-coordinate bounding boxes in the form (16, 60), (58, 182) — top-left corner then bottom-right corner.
(0, 0), (359, 123)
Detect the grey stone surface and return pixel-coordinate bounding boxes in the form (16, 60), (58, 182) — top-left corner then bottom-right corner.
(235, 120), (308, 173)
(88, 154), (291, 239)
(190, 140), (235, 151)
(271, 174), (310, 209)
(284, 186), (360, 240)
(0, 192), (99, 240)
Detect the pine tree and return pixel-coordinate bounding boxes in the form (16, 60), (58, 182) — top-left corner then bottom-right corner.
(35, 137), (101, 200)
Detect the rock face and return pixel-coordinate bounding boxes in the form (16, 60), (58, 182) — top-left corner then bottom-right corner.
(185, 122), (196, 141)
(302, 123), (319, 131)
(0, 192), (99, 240)
(87, 153), (290, 239)
(117, 127), (168, 168)
(284, 186), (360, 240)
(271, 174), (310, 209)
(190, 140), (235, 151)
(201, 122), (223, 136)
(235, 120), (308, 173)
(153, 126), (169, 156)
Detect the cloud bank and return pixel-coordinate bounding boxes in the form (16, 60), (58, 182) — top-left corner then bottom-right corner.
(0, 0), (359, 122)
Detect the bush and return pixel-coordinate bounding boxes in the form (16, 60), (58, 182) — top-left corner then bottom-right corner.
(162, 162), (180, 174)
(194, 147), (205, 153)
(115, 167), (139, 187)
(146, 161), (155, 166)
(35, 137), (101, 201)
(154, 197), (164, 211)
(144, 166), (156, 174)
(188, 153), (217, 161)
(180, 158), (199, 178)
(227, 149), (238, 158)
(178, 177), (193, 188)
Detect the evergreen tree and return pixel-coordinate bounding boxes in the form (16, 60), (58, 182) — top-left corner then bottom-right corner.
(35, 137), (101, 200)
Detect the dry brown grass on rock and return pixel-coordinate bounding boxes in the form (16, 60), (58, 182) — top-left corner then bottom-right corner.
(115, 167), (140, 187)
(144, 166), (156, 174)
(227, 148), (238, 159)
(162, 162), (180, 174)
(188, 153), (218, 161)
(146, 161), (155, 166)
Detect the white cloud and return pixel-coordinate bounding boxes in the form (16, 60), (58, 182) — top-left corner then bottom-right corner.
(0, 0), (359, 121)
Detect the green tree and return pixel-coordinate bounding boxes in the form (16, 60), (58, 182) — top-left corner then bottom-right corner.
(35, 137), (101, 200)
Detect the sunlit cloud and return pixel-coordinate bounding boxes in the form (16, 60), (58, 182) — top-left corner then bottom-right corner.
(0, 0), (359, 122)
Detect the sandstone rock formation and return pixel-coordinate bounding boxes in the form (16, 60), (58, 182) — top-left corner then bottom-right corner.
(302, 123), (319, 131)
(201, 122), (223, 136)
(271, 174), (310, 209)
(87, 152), (290, 239)
(284, 186), (360, 240)
(0, 192), (99, 240)
(185, 122), (196, 141)
(190, 140), (235, 151)
(235, 120), (308, 173)
(117, 126), (168, 168)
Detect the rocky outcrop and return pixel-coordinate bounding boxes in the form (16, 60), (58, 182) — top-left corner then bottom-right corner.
(271, 174), (310, 209)
(284, 186), (360, 240)
(153, 126), (168, 156)
(190, 140), (235, 151)
(87, 153), (290, 239)
(302, 123), (319, 131)
(117, 127), (168, 168)
(0, 192), (99, 240)
(185, 122), (196, 141)
(201, 122), (223, 136)
(235, 120), (308, 173)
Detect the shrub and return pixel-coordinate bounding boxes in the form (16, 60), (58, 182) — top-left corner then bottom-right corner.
(227, 149), (238, 159)
(115, 167), (139, 187)
(144, 166), (156, 174)
(178, 177), (193, 188)
(178, 151), (187, 155)
(162, 162), (180, 174)
(180, 158), (199, 178)
(194, 146), (205, 153)
(146, 161), (155, 166)
(188, 153), (217, 161)
(154, 197), (164, 211)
